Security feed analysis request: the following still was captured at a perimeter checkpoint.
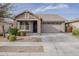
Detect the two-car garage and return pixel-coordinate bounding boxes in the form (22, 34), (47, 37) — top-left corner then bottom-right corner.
(38, 14), (65, 33)
(42, 22), (65, 33)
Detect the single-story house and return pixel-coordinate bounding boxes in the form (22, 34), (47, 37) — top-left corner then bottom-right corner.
(14, 11), (66, 33)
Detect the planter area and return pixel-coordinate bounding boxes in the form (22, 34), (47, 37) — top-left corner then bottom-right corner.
(0, 36), (42, 42)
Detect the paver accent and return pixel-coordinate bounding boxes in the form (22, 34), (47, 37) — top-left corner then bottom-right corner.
(0, 46), (44, 52)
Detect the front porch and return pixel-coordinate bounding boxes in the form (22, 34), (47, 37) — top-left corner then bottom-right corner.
(16, 20), (41, 34)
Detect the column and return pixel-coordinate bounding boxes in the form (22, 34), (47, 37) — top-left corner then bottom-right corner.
(37, 20), (41, 33)
(17, 22), (20, 29)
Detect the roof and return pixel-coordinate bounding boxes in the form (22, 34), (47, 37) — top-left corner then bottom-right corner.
(14, 10), (66, 22)
(14, 10), (29, 18)
(37, 14), (65, 22)
(71, 18), (79, 22)
(66, 18), (79, 23)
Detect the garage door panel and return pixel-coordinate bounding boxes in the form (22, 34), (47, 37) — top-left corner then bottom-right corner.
(42, 24), (63, 33)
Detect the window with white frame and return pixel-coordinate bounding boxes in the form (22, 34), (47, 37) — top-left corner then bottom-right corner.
(20, 22), (29, 30)
(25, 22), (29, 30)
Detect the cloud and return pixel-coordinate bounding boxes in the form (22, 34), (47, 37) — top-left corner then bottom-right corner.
(45, 4), (69, 10)
(34, 4), (69, 13)
(33, 6), (44, 13)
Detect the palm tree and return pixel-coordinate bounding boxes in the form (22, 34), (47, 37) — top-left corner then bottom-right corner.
(0, 3), (12, 37)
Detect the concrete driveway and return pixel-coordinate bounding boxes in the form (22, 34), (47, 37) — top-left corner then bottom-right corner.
(41, 33), (79, 56)
(0, 33), (79, 56)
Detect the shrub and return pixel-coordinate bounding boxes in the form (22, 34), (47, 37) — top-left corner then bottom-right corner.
(72, 29), (79, 36)
(17, 32), (20, 36)
(8, 35), (16, 41)
(20, 32), (26, 36)
(7, 35), (10, 40)
(8, 27), (18, 36)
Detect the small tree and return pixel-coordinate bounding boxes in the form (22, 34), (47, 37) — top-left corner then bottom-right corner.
(0, 3), (12, 37)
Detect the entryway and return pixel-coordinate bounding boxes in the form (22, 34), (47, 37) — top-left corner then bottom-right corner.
(33, 21), (37, 33)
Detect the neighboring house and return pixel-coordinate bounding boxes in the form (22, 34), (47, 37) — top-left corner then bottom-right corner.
(65, 18), (79, 32)
(0, 19), (13, 34)
(14, 11), (66, 33)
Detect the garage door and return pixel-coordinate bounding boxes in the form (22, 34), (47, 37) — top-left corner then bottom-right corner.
(42, 23), (63, 33)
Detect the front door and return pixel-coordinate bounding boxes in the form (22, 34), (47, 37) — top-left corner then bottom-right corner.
(33, 21), (37, 33)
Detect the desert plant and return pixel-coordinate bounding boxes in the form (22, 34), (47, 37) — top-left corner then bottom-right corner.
(72, 29), (79, 36)
(8, 35), (16, 41)
(8, 27), (18, 36)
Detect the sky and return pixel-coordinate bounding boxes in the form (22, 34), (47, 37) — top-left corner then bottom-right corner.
(10, 3), (79, 20)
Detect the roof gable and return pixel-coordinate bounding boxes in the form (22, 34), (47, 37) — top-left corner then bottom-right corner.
(15, 11), (40, 20)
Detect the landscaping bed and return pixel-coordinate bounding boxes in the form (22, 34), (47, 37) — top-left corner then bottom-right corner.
(0, 36), (42, 42)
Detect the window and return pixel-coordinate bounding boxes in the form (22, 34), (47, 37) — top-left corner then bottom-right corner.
(25, 22), (29, 30)
(20, 22), (24, 29)
(20, 22), (29, 30)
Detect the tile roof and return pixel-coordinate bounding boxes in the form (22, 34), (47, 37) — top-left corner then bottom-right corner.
(36, 14), (66, 22)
